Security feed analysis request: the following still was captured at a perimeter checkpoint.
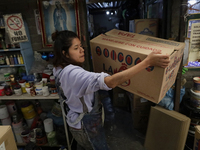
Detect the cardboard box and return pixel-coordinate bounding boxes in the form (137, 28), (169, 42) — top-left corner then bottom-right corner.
(0, 126), (17, 150)
(90, 29), (185, 104)
(194, 125), (200, 150)
(144, 106), (190, 150)
(112, 87), (129, 108)
(129, 19), (159, 37)
(128, 93), (152, 132)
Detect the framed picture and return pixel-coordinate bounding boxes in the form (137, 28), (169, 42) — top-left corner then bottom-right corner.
(185, 13), (200, 38)
(38, 0), (80, 48)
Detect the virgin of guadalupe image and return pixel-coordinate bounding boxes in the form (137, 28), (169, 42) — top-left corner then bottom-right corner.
(53, 1), (68, 31)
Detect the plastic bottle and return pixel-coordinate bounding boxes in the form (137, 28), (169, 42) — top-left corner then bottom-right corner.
(5, 56), (10, 65)
(20, 54), (24, 64)
(13, 55), (18, 64)
(9, 55), (14, 65)
(17, 54), (21, 64)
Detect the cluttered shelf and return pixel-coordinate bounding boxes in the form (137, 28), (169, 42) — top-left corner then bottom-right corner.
(0, 93), (59, 100)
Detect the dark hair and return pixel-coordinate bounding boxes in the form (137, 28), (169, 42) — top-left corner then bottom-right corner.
(52, 30), (79, 68)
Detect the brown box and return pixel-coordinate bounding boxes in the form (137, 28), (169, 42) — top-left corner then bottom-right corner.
(0, 125), (17, 150)
(193, 125), (200, 150)
(90, 29), (185, 104)
(144, 106), (191, 150)
(129, 19), (159, 37)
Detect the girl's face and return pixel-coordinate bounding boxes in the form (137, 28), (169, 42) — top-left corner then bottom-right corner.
(66, 38), (85, 64)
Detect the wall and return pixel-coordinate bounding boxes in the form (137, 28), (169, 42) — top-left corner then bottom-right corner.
(0, 0), (44, 52)
(92, 12), (120, 37)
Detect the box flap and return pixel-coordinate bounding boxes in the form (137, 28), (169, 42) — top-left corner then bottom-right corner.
(145, 106), (190, 150)
(90, 33), (175, 56)
(101, 29), (185, 53)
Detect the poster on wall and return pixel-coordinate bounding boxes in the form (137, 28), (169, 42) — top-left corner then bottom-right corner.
(38, 0), (80, 48)
(3, 13), (28, 44)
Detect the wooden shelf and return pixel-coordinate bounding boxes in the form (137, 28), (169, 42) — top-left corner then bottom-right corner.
(0, 94), (59, 100)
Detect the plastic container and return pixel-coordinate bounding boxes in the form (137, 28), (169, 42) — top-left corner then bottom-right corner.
(1, 116), (11, 125)
(42, 86), (50, 96)
(26, 117), (35, 128)
(43, 118), (53, 133)
(50, 76), (55, 85)
(14, 85), (22, 96)
(0, 105), (9, 119)
(19, 80), (27, 93)
(12, 120), (23, 143)
(190, 88), (200, 109)
(6, 101), (17, 115)
(21, 102), (36, 119)
(0, 86), (5, 96)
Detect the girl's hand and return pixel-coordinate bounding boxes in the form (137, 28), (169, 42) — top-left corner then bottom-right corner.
(144, 52), (170, 68)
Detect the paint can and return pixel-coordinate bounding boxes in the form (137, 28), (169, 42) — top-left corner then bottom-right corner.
(21, 130), (30, 144)
(26, 117), (35, 128)
(0, 105), (9, 119)
(1, 116), (11, 125)
(12, 120), (23, 143)
(190, 88), (200, 109)
(21, 102), (36, 119)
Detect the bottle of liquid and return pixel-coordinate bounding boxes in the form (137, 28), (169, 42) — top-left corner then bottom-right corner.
(5, 56), (10, 65)
(17, 54), (21, 64)
(9, 55), (14, 65)
(20, 54), (24, 64)
(13, 55), (18, 64)
(35, 100), (43, 115)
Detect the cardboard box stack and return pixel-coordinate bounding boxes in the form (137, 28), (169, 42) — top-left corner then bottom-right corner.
(90, 29), (185, 104)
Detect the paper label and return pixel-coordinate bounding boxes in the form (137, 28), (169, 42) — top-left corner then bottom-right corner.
(0, 142), (6, 150)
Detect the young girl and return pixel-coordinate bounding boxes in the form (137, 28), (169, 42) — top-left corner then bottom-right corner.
(52, 30), (170, 150)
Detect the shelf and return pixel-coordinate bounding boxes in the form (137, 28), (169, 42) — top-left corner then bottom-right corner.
(0, 64), (25, 67)
(0, 94), (59, 100)
(0, 48), (21, 52)
(17, 143), (61, 147)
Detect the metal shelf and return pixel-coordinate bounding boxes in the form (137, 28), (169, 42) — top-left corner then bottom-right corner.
(0, 94), (59, 100)
(0, 48), (21, 52)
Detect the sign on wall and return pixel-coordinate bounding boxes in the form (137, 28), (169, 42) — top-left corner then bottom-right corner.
(3, 13), (28, 43)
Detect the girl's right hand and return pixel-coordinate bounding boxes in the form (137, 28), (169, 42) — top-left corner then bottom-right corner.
(144, 52), (170, 68)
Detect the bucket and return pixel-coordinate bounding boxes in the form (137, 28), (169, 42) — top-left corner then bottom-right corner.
(190, 88), (200, 109)
(0, 105), (9, 119)
(43, 118), (53, 133)
(21, 102), (36, 119)
(12, 120), (23, 143)
(1, 116), (11, 125)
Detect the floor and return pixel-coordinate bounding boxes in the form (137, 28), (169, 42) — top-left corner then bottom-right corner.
(18, 107), (146, 150)
(104, 108), (146, 150)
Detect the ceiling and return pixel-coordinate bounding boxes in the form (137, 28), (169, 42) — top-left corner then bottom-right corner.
(86, 0), (127, 10)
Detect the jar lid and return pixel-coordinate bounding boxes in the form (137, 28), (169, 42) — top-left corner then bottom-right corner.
(50, 76), (55, 80)
(0, 86), (4, 90)
(19, 80), (26, 83)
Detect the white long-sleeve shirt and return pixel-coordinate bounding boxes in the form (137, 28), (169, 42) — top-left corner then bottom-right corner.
(53, 64), (111, 129)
